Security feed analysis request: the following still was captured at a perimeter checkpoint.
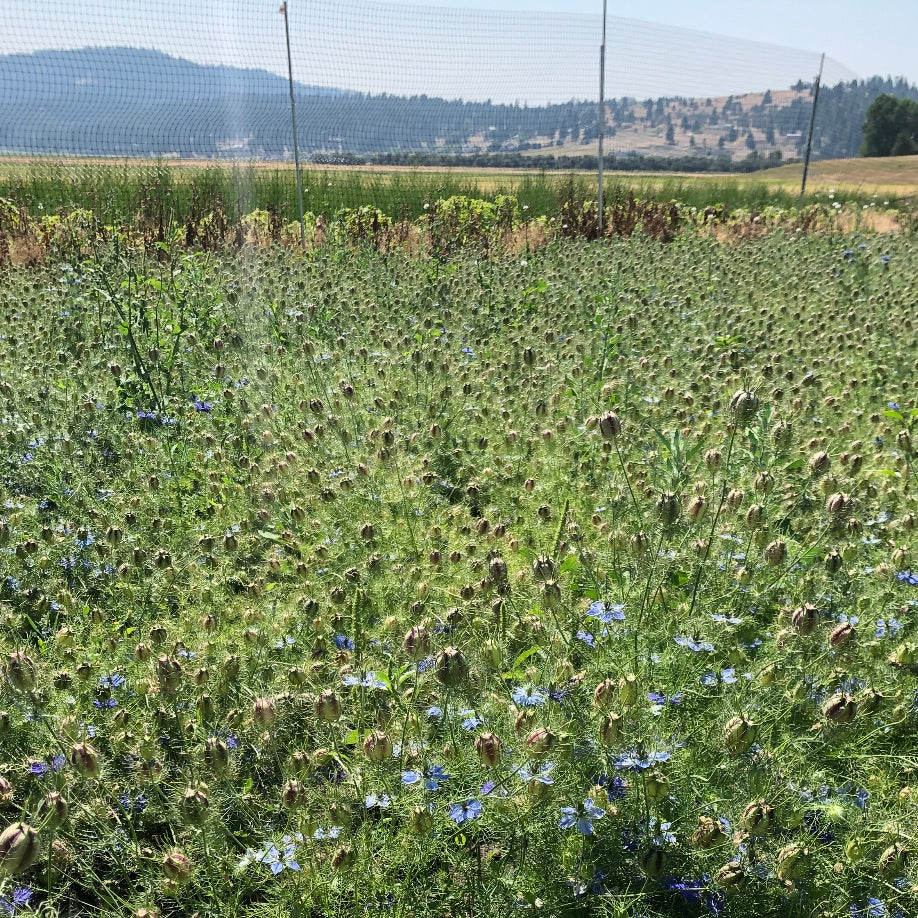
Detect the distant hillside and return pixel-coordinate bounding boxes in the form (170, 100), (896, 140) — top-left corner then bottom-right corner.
(0, 47), (916, 162)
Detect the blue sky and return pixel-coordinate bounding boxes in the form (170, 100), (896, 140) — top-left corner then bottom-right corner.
(1, 0), (912, 103)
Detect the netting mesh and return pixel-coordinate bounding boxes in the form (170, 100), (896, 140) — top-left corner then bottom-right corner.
(0, 0), (856, 161)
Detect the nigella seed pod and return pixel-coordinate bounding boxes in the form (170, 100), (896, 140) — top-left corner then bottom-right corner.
(203, 738), (229, 775)
(715, 861), (747, 888)
(829, 621), (855, 647)
(825, 550), (844, 574)
(331, 846), (356, 871)
(488, 556), (508, 582)
(618, 674), (638, 708)
(598, 713), (623, 746)
(39, 792), (69, 828)
(314, 689), (342, 723)
(643, 771), (668, 801)
(745, 503), (764, 527)
(776, 842), (812, 881)
(162, 850), (193, 884)
(281, 779), (305, 808)
(729, 389), (759, 426)
(0, 822), (40, 875)
(179, 783), (210, 823)
(754, 471), (775, 495)
(435, 646), (468, 687)
(691, 816), (725, 849)
(791, 603), (817, 635)
(539, 580), (562, 609)
(808, 451), (831, 476)
(704, 448), (722, 470)
(252, 697), (277, 728)
(532, 555), (556, 581)
(409, 805), (434, 835)
(7, 652), (37, 693)
(598, 411), (621, 440)
(363, 731), (393, 763)
(69, 742), (100, 778)
(723, 716), (758, 755)
(524, 727), (557, 758)
(764, 540), (787, 566)
(476, 732), (502, 767)
(639, 846), (668, 877)
(879, 842), (907, 879)
(687, 495), (707, 522)
(655, 492), (680, 527)
(155, 655), (183, 694)
(740, 800), (775, 836)
(822, 693), (856, 724)
(593, 678), (617, 709)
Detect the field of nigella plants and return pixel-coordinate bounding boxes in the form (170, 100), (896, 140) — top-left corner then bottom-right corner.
(0, 222), (917, 918)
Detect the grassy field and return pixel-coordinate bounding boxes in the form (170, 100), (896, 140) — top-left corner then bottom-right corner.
(0, 217), (917, 916)
(0, 156), (915, 225)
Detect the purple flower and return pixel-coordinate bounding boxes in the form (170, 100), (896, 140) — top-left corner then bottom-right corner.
(0, 887), (31, 915)
(448, 800), (482, 825)
(333, 634), (355, 650)
(896, 570), (918, 586)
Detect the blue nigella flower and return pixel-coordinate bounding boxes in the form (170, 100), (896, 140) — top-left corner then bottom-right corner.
(512, 686), (547, 707)
(559, 798), (606, 835)
(448, 800), (482, 825)
(586, 600), (625, 623)
(0, 887), (31, 915)
(896, 570), (918, 586)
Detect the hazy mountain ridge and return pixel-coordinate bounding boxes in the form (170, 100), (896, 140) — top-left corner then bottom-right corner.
(0, 47), (916, 162)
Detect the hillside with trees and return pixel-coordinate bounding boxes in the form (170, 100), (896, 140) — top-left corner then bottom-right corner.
(0, 48), (915, 166)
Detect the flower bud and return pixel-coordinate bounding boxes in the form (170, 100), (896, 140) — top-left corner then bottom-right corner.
(475, 732), (502, 767)
(0, 822), (40, 874)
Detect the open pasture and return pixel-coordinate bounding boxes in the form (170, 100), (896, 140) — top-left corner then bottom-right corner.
(0, 225), (917, 917)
